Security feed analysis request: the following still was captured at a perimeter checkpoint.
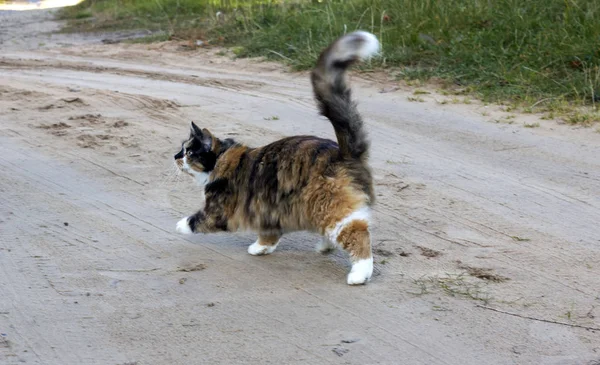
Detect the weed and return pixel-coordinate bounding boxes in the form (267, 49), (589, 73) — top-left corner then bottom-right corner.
(263, 115), (279, 121)
(561, 303), (576, 321)
(511, 236), (531, 242)
(524, 122), (540, 128)
(407, 96), (425, 103)
(437, 275), (492, 304)
(412, 274), (492, 304)
(386, 160), (406, 165)
(413, 89), (430, 95)
(411, 277), (432, 296)
(405, 79), (423, 87)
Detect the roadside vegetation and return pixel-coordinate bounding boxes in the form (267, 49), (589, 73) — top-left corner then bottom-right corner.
(60, 0), (600, 124)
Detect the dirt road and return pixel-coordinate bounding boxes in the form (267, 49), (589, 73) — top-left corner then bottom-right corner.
(1, 9), (599, 365)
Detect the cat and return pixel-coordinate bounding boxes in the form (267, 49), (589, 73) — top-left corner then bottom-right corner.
(174, 31), (379, 285)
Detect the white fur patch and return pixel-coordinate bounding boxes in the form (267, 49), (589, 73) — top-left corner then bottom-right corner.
(351, 31), (380, 59)
(334, 31), (380, 63)
(193, 171), (210, 186)
(247, 240), (279, 256)
(176, 217), (193, 234)
(182, 157), (210, 187)
(347, 257), (373, 285)
(326, 206), (371, 245)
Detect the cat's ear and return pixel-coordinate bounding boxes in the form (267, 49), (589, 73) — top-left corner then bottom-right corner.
(190, 122), (214, 150)
(200, 128), (214, 150)
(190, 121), (203, 137)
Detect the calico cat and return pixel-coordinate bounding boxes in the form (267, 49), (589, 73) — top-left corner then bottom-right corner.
(174, 31), (379, 285)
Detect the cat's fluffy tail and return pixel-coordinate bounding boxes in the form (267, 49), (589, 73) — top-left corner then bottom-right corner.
(311, 31), (379, 162)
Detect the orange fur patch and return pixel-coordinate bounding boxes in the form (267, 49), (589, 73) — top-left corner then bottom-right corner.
(302, 171), (366, 234)
(336, 220), (371, 260)
(213, 146), (248, 177)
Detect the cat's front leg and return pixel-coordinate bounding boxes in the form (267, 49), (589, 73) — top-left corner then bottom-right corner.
(176, 211), (207, 235)
(176, 215), (196, 234)
(176, 211), (225, 234)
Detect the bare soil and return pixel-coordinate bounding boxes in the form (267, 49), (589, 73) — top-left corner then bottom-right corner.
(1, 9), (600, 365)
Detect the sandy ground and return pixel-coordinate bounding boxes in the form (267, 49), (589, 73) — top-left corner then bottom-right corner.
(1, 9), (600, 365)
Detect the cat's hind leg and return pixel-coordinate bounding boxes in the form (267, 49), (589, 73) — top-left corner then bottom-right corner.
(327, 207), (373, 285)
(248, 233), (281, 256)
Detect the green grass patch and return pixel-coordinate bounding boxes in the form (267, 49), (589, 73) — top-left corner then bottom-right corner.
(73, 9), (93, 19)
(566, 111), (600, 125)
(59, 0), (600, 111)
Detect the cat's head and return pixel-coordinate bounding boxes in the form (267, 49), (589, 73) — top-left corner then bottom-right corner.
(174, 122), (219, 186)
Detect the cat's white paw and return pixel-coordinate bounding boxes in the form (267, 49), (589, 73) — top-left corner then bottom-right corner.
(316, 237), (336, 253)
(176, 217), (193, 235)
(347, 258), (373, 285)
(247, 241), (278, 256)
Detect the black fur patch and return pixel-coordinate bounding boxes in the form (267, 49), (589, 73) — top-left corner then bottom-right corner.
(219, 138), (237, 152)
(174, 146), (184, 160)
(244, 136), (314, 216)
(311, 140), (337, 164)
(205, 178), (230, 195)
(188, 212), (204, 233)
(201, 151), (218, 171)
(214, 216), (229, 231)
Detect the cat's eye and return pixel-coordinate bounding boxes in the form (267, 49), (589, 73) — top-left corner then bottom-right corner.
(186, 150), (193, 156)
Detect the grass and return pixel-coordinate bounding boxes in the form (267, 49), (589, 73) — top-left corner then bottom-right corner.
(413, 89), (430, 95)
(566, 111), (600, 125)
(59, 0), (600, 116)
(407, 96), (425, 103)
(126, 33), (170, 43)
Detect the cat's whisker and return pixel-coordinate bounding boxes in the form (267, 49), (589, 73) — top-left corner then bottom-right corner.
(158, 163), (181, 187)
